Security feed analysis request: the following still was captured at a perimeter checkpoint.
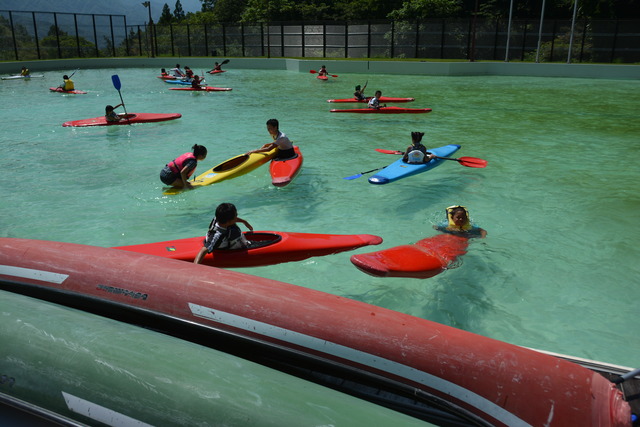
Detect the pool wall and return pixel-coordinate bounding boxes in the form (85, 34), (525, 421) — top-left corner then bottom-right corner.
(2, 57), (639, 79)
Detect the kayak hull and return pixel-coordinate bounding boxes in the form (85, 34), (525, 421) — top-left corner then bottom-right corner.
(327, 97), (415, 103)
(368, 144), (461, 185)
(207, 70), (226, 74)
(49, 87), (87, 94)
(114, 231), (383, 268)
(62, 113), (182, 127)
(163, 148), (277, 195)
(269, 146), (303, 187)
(350, 234), (469, 278)
(165, 79), (193, 85)
(1, 74), (44, 80)
(317, 75), (329, 81)
(170, 86), (232, 91)
(157, 75), (178, 80)
(330, 106), (432, 114)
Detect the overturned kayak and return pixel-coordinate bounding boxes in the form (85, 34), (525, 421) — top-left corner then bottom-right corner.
(270, 146), (303, 187)
(49, 87), (87, 94)
(114, 231), (382, 268)
(330, 106), (432, 114)
(170, 86), (232, 92)
(63, 113), (182, 127)
(327, 97), (415, 103)
(368, 144), (461, 185)
(351, 234), (469, 279)
(163, 148), (277, 195)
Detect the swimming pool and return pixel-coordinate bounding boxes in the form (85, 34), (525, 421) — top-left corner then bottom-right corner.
(1, 66), (638, 368)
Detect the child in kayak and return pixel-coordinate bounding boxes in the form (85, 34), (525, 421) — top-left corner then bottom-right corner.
(433, 205), (487, 238)
(58, 75), (75, 91)
(191, 75), (203, 89)
(368, 91), (386, 109)
(403, 131), (435, 163)
(354, 82), (368, 101)
(194, 203), (253, 264)
(105, 103), (125, 122)
(318, 65), (328, 76)
(246, 118), (296, 160)
(170, 64), (185, 78)
(160, 68), (170, 77)
(20, 66), (30, 77)
(160, 144), (208, 189)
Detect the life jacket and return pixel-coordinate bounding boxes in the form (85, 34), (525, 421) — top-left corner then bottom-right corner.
(169, 152), (196, 175)
(407, 150), (425, 163)
(63, 79), (74, 90)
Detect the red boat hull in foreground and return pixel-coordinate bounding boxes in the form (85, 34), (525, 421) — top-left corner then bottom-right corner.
(330, 106), (432, 114)
(269, 146), (303, 187)
(351, 234), (469, 278)
(62, 113), (182, 127)
(0, 237), (631, 427)
(113, 230), (381, 268)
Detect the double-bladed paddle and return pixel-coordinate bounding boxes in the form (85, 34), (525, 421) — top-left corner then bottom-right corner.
(310, 70), (339, 78)
(111, 74), (131, 124)
(343, 167), (384, 180)
(375, 149), (488, 168)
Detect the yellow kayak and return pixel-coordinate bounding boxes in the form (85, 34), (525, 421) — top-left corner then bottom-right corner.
(163, 148), (277, 195)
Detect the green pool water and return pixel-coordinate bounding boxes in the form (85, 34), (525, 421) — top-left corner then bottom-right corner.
(1, 66), (638, 368)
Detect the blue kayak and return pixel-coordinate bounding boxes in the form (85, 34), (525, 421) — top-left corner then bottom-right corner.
(368, 144), (461, 185)
(165, 79), (192, 85)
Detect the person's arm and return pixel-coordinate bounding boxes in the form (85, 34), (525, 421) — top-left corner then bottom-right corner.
(247, 143), (276, 155)
(236, 217), (253, 231)
(194, 246), (208, 264)
(179, 163), (196, 188)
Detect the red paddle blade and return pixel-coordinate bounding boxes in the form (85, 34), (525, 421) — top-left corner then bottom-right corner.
(375, 149), (403, 155)
(309, 70), (317, 74)
(457, 157), (487, 168)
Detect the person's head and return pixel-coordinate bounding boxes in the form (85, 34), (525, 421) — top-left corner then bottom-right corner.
(411, 131), (424, 145)
(63, 75), (69, 80)
(192, 144), (208, 161)
(22, 66), (26, 70)
(321, 65), (326, 68)
(215, 62), (219, 65)
(215, 203), (238, 225)
(446, 205), (471, 230)
(105, 105), (114, 113)
(161, 68), (166, 72)
(175, 64), (180, 68)
(355, 85), (361, 91)
(374, 90), (382, 97)
(185, 66), (190, 70)
(266, 118), (279, 137)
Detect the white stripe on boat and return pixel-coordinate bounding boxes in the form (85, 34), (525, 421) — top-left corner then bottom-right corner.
(0, 265), (68, 284)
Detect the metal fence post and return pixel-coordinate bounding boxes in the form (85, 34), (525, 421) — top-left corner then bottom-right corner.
(54, 13), (62, 58)
(110, 15), (116, 57)
(74, 14), (81, 57)
(9, 11), (18, 60)
(92, 14), (99, 57)
(187, 23), (192, 56)
(32, 12), (41, 59)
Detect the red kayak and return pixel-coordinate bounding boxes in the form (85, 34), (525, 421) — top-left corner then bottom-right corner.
(114, 231), (383, 268)
(62, 113), (182, 127)
(331, 106), (432, 114)
(49, 87), (87, 94)
(317, 75), (329, 81)
(207, 70), (226, 74)
(169, 86), (232, 92)
(327, 97), (415, 103)
(350, 234), (468, 279)
(270, 146), (303, 187)
(157, 75), (178, 80)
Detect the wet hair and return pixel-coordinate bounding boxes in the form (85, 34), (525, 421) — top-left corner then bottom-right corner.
(105, 105), (114, 112)
(266, 118), (279, 128)
(411, 131), (425, 144)
(175, 64), (180, 67)
(192, 144), (207, 158)
(63, 75), (69, 79)
(355, 85), (361, 91)
(215, 203), (237, 224)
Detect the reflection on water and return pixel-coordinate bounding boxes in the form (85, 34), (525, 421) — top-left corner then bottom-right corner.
(0, 68), (638, 367)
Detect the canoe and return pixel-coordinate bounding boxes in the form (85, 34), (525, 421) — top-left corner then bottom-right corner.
(330, 106), (432, 114)
(62, 113), (181, 127)
(0, 237), (633, 427)
(327, 97), (415, 103)
(207, 70), (226, 74)
(113, 230), (382, 268)
(368, 144), (461, 185)
(0, 291), (425, 427)
(1, 74), (44, 80)
(162, 148), (277, 195)
(350, 234), (469, 279)
(270, 146), (303, 187)
(169, 86), (232, 92)
(49, 87), (87, 94)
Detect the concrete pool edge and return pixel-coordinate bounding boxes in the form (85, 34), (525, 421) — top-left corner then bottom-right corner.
(1, 57), (639, 79)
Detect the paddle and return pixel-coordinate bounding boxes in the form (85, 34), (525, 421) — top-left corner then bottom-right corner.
(111, 74), (130, 124)
(220, 59), (229, 66)
(310, 70), (339, 78)
(343, 167), (384, 180)
(375, 149), (488, 168)
(69, 68), (80, 78)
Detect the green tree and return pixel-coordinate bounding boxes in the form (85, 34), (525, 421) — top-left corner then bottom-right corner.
(159, 4), (173, 24)
(174, 0), (186, 21)
(387, 0), (462, 20)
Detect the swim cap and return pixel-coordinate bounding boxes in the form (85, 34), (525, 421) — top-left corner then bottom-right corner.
(446, 205), (472, 231)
